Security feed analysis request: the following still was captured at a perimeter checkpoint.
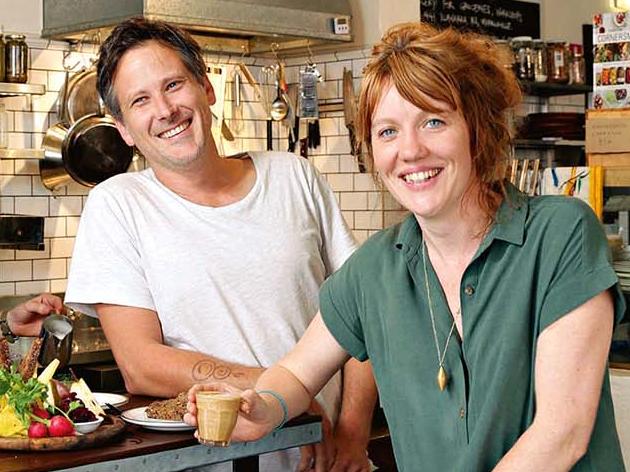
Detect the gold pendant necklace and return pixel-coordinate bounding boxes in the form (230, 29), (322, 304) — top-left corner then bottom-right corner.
(422, 239), (457, 392)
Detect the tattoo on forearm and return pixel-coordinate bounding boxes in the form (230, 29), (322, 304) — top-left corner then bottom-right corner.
(191, 359), (243, 381)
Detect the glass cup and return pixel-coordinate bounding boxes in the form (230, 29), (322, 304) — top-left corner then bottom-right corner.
(196, 391), (241, 447)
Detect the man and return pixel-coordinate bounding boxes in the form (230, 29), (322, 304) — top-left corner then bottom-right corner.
(1, 293), (63, 339)
(65, 18), (376, 471)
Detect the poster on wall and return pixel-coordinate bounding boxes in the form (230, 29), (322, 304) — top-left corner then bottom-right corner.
(420, 0), (540, 39)
(592, 11), (630, 109)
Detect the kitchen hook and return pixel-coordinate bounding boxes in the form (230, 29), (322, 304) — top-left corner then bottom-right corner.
(306, 41), (315, 66)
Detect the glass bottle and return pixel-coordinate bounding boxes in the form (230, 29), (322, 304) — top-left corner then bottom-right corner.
(532, 39), (547, 82)
(0, 104), (8, 149)
(569, 44), (586, 85)
(546, 40), (569, 84)
(510, 36), (535, 81)
(4, 34), (28, 83)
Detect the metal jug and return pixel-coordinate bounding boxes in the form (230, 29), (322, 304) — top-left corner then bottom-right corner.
(38, 314), (74, 369)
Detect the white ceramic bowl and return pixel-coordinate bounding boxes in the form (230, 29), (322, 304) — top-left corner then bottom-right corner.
(74, 416), (104, 434)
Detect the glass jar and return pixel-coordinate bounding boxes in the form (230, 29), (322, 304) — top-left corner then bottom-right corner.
(0, 104), (8, 149)
(493, 39), (515, 71)
(546, 40), (569, 84)
(4, 34), (28, 83)
(568, 44), (586, 85)
(511, 36), (535, 81)
(0, 34), (5, 82)
(532, 39), (547, 82)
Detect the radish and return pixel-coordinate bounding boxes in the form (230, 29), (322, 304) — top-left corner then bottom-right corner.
(48, 415), (75, 437)
(28, 422), (49, 438)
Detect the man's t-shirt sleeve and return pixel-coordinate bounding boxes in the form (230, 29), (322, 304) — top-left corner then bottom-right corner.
(65, 187), (155, 317)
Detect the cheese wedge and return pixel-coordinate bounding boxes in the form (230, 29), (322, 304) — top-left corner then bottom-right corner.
(37, 358), (60, 409)
(70, 378), (105, 417)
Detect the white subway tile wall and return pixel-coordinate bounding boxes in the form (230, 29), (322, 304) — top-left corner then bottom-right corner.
(0, 38), (586, 296)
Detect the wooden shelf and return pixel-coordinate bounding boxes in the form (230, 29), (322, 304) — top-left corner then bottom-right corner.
(0, 148), (44, 159)
(519, 81), (592, 98)
(515, 138), (585, 148)
(0, 82), (46, 96)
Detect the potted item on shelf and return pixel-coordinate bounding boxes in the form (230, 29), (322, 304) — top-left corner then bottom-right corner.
(546, 40), (570, 84)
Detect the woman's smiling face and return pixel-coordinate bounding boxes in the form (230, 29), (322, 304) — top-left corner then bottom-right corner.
(370, 82), (476, 222)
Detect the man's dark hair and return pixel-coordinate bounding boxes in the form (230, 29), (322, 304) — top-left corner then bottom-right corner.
(97, 17), (207, 119)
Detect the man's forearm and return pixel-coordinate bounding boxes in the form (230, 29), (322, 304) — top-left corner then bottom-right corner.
(336, 358), (377, 442)
(115, 342), (264, 398)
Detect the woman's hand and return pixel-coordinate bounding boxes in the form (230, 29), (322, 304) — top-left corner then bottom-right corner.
(6, 293), (63, 337)
(184, 382), (279, 442)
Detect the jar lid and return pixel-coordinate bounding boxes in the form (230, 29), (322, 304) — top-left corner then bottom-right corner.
(6, 34), (26, 40)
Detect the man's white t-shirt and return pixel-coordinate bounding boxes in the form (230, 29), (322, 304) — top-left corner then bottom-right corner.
(65, 150), (357, 424)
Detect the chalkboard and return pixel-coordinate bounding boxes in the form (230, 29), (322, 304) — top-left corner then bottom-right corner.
(420, 0), (540, 39)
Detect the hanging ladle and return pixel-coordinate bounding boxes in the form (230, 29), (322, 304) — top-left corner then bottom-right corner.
(270, 81), (289, 121)
(270, 59), (289, 121)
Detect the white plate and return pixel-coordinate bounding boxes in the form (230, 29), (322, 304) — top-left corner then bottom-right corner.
(121, 406), (194, 432)
(94, 392), (129, 408)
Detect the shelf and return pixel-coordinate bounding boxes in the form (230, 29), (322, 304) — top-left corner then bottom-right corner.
(514, 138), (585, 149)
(0, 148), (44, 159)
(0, 82), (46, 97)
(519, 81), (592, 98)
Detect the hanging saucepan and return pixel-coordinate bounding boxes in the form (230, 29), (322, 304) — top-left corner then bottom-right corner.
(40, 115), (134, 191)
(58, 67), (100, 124)
(40, 76), (133, 191)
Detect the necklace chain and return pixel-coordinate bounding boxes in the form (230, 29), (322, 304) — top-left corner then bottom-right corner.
(421, 240), (457, 371)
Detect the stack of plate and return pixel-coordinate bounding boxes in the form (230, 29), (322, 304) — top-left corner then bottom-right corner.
(613, 258), (630, 293)
(518, 112), (585, 140)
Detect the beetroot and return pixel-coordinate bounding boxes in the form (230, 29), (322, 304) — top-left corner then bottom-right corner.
(48, 415), (75, 437)
(59, 392), (79, 413)
(69, 406), (97, 423)
(28, 422), (49, 438)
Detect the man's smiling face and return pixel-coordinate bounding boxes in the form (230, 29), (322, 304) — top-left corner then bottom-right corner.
(112, 40), (215, 171)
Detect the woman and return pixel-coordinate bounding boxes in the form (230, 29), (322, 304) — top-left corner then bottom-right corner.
(186, 22), (625, 471)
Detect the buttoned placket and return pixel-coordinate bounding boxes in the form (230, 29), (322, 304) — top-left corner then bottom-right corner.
(456, 257), (481, 443)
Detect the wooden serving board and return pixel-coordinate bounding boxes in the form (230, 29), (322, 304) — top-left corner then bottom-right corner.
(0, 415), (125, 451)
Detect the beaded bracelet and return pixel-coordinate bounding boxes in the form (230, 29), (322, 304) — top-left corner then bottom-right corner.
(257, 389), (289, 430)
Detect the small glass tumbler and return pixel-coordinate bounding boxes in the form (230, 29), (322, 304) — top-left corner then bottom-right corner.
(196, 391), (241, 447)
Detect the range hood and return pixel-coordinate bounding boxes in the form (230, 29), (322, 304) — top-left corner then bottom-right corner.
(42, 0), (353, 54)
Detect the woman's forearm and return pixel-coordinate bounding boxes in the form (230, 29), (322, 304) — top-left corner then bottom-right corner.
(254, 364), (314, 425)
